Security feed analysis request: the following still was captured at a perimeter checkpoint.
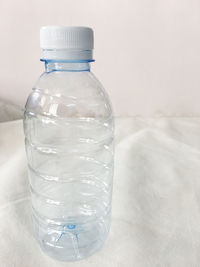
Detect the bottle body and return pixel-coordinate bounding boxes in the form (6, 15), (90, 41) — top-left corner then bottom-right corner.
(24, 62), (114, 261)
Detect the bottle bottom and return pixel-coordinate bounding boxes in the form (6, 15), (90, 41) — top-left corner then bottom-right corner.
(33, 213), (111, 261)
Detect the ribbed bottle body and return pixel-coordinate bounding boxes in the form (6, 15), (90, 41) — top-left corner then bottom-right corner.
(24, 70), (114, 261)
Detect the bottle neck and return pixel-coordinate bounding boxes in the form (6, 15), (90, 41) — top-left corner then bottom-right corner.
(44, 60), (91, 72)
(41, 49), (93, 72)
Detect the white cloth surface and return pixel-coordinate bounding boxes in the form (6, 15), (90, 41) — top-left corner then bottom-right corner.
(0, 100), (22, 122)
(1, 118), (200, 267)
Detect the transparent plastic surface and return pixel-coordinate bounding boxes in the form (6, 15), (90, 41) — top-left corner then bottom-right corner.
(23, 62), (114, 261)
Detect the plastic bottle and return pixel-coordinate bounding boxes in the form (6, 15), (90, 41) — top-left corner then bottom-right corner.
(23, 26), (114, 261)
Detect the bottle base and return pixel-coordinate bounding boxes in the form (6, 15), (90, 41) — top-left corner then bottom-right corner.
(33, 214), (111, 261)
(39, 234), (106, 262)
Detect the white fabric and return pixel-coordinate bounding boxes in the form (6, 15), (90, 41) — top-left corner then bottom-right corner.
(0, 100), (22, 122)
(1, 118), (200, 267)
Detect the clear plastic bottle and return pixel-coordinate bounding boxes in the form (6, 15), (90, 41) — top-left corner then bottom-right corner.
(23, 26), (114, 261)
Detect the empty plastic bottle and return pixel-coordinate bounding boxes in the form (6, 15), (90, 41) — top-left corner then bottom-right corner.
(23, 26), (114, 261)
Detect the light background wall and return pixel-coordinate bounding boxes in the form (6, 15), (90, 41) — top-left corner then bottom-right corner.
(0, 0), (200, 116)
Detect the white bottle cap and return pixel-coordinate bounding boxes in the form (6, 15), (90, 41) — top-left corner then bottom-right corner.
(40, 26), (94, 61)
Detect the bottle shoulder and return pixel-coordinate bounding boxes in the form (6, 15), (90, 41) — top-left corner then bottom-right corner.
(25, 71), (113, 118)
(34, 71), (104, 95)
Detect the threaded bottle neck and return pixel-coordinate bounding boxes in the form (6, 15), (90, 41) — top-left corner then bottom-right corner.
(43, 60), (91, 72)
(41, 49), (93, 61)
